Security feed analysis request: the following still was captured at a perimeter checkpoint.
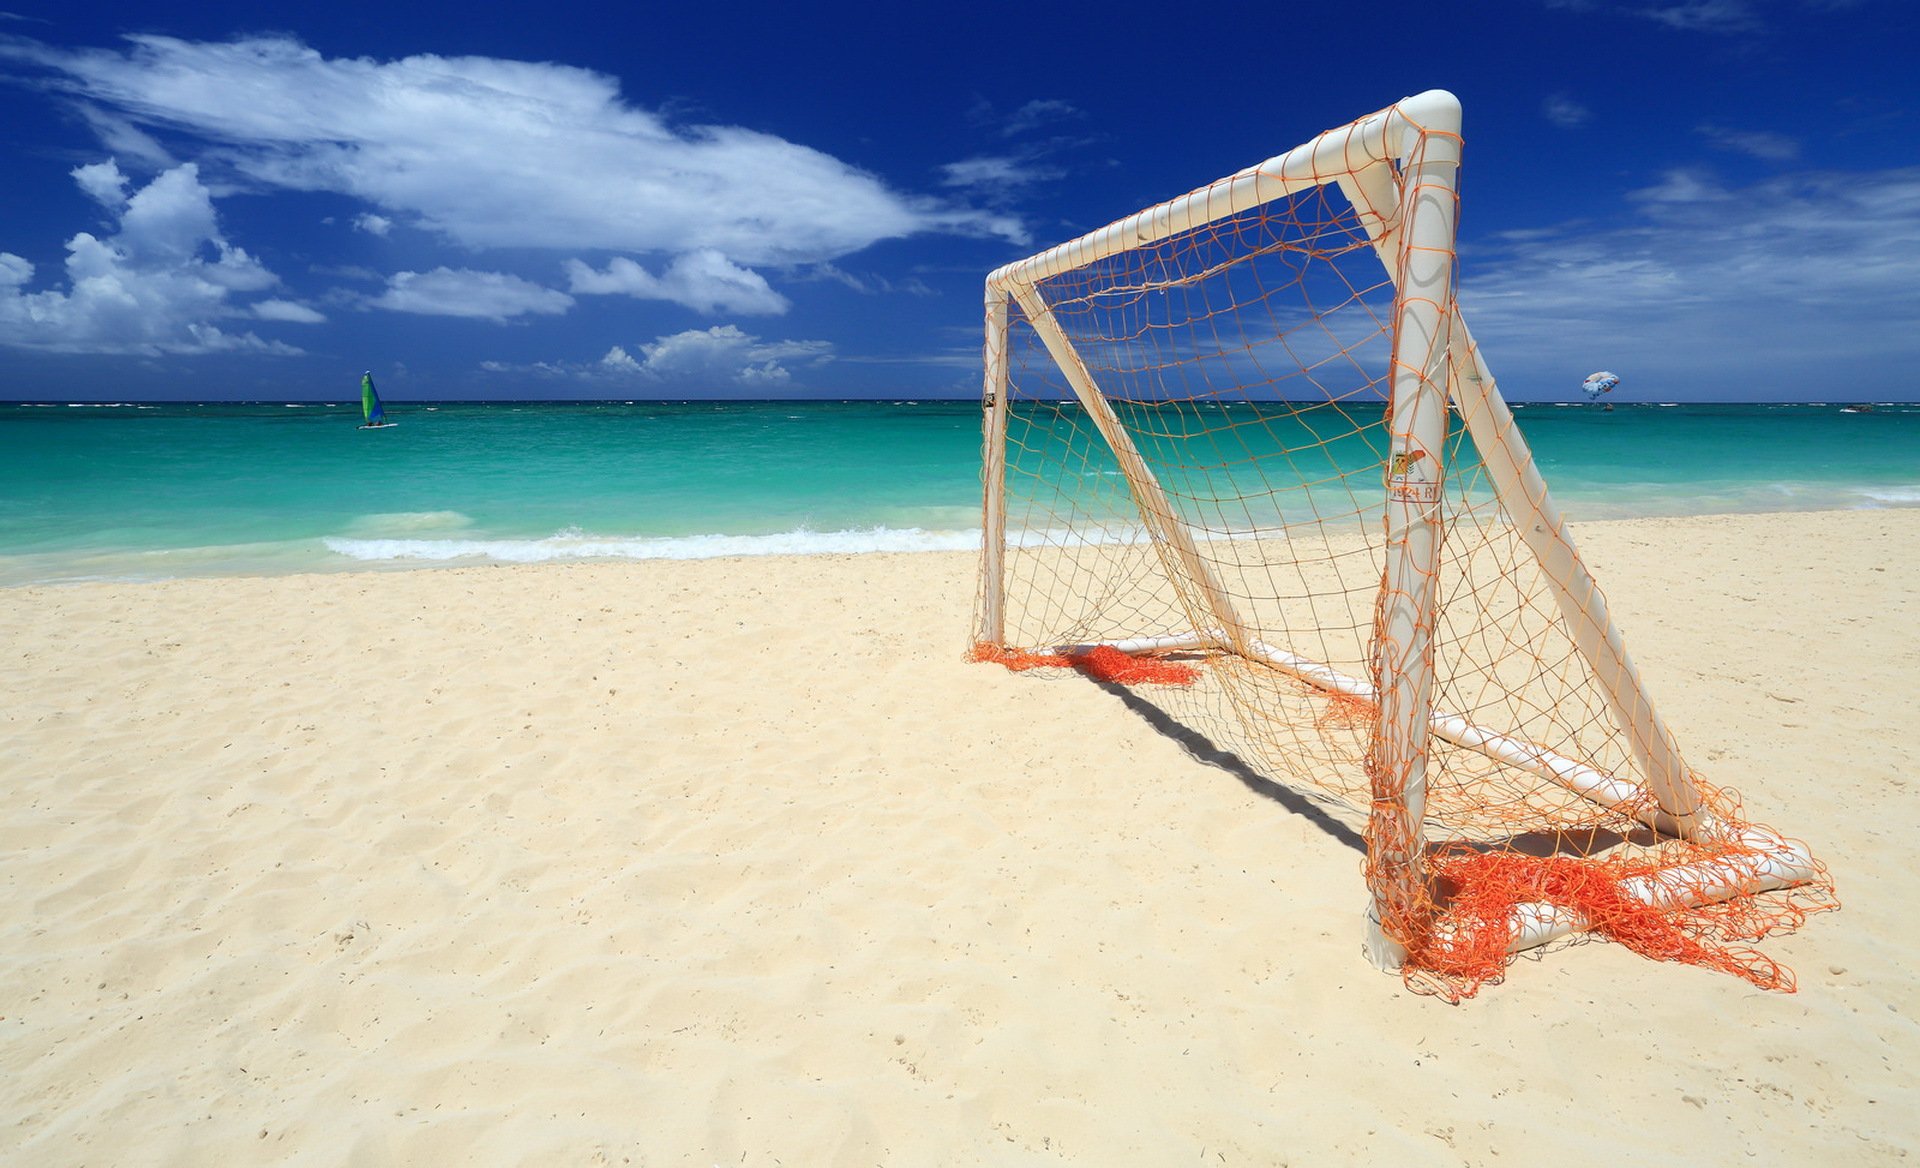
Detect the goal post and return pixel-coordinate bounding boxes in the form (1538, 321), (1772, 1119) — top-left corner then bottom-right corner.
(1362, 90), (1458, 969)
(972, 90), (1833, 998)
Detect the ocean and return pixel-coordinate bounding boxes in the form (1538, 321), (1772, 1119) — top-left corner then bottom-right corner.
(0, 399), (1913, 587)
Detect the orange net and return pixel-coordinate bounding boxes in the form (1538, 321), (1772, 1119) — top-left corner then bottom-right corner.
(967, 642), (1200, 687)
(969, 94), (1834, 999)
(1415, 846), (1803, 997)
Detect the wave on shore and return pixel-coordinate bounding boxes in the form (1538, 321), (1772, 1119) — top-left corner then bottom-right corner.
(324, 525), (984, 564)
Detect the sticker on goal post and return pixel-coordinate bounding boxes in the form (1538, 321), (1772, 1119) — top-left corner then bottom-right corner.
(1387, 449), (1441, 504)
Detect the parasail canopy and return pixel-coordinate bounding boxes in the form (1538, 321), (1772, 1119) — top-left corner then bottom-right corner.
(1581, 370), (1620, 403)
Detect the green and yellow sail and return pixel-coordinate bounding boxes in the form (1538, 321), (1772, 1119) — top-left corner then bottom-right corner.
(360, 371), (386, 426)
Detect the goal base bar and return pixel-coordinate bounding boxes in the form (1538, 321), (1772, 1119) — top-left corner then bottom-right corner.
(1366, 825), (1821, 973)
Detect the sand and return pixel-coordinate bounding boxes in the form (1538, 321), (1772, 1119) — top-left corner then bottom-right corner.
(2, 508), (1916, 1166)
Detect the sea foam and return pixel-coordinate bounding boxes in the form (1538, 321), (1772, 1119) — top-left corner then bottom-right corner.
(322, 525), (983, 564)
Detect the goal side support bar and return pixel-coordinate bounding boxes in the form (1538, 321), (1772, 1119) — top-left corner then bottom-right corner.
(1004, 282), (1259, 658)
(1444, 314), (1707, 836)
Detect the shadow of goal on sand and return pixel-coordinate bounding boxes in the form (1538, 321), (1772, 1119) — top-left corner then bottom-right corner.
(1082, 676), (1368, 856)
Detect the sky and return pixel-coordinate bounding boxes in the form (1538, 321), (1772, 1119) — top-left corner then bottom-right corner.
(0, 0), (1914, 402)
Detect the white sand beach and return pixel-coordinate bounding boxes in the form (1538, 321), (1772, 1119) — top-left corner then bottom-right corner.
(3, 508), (1917, 1165)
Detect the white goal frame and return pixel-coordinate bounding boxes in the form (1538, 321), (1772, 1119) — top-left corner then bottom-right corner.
(977, 90), (1819, 970)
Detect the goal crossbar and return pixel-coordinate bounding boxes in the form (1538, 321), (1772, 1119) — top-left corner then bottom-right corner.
(985, 92), (1449, 296)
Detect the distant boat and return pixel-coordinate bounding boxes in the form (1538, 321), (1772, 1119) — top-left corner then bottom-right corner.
(358, 371), (397, 429)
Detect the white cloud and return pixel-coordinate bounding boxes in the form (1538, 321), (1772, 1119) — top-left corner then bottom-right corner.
(1542, 94), (1591, 129)
(1626, 168), (1736, 206)
(353, 213), (393, 236)
(0, 160), (300, 355)
(370, 268), (575, 320)
(10, 34), (1024, 268)
(1459, 165), (1920, 396)
(252, 298), (326, 323)
(486, 324), (833, 389)
(564, 249), (789, 315)
(597, 345), (642, 374)
(636, 324), (829, 385)
(72, 160), (129, 207)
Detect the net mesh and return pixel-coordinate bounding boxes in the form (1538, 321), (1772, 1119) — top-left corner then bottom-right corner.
(972, 104), (1834, 1000)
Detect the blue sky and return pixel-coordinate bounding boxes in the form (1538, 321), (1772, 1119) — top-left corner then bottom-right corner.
(0, 0), (1914, 402)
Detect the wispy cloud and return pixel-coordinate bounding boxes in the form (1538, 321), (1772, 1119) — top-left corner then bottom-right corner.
(1538, 0), (1847, 36)
(789, 263), (935, 297)
(939, 154), (1064, 193)
(1461, 165), (1920, 395)
(1002, 99), (1082, 138)
(1696, 123), (1800, 161)
(1639, 0), (1764, 33)
(947, 98), (1097, 204)
(0, 161), (300, 355)
(1542, 94), (1592, 129)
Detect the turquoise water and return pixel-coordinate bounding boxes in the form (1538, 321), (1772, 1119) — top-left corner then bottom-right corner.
(0, 399), (1913, 586)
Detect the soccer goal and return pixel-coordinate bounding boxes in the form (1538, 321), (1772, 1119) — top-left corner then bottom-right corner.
(971, 90), (1833, 998)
